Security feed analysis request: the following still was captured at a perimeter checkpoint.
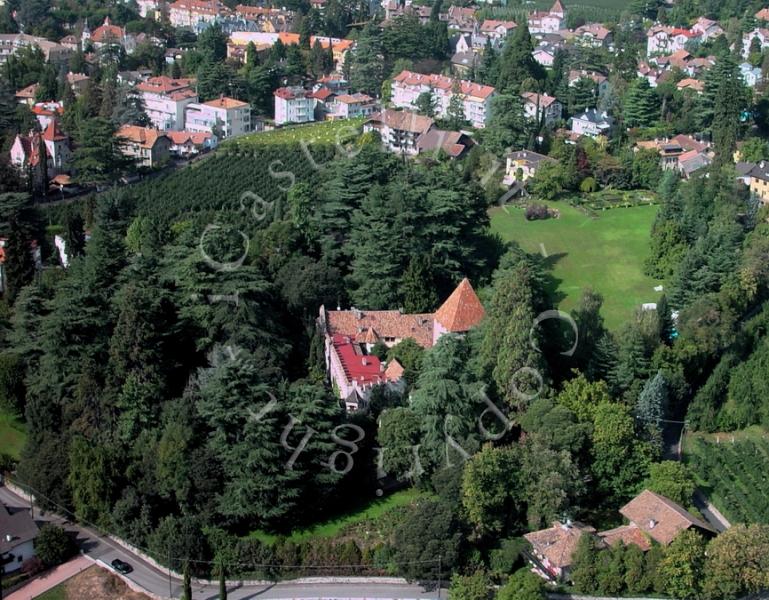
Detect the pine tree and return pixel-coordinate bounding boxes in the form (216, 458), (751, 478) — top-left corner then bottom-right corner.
(444, 81), (468, 130)
(401, 255), (439, 313)
(711, 52), (745, 167)
(4, 216), (35, 302)
(414, 89), (437, 117)
(623, 78), (659, 127)
(657, 294), (673, 343)
(496, 23), (543, 93)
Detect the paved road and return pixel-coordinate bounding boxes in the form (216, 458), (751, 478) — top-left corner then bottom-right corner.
(0, 486), (443, 600)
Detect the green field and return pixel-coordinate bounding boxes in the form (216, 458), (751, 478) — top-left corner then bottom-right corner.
(0, 409), (26, 459)
(489, 201), (660, 330)
(227, 118), (365, 148)
(248, 488), (428, 544)
(684, 427), (769, 525)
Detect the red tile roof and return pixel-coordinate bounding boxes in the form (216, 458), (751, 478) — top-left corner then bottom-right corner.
(332, 334), (399, 387)
(521, 91), (559, 108)
(116, 125), (167, 150)
(326, 309), (434, 348)
(620, 490), (715, 546)
(393, 70), (496, 100)
(203, 96), (249, 109)
(524, 522), (596, 569)
(91, 17), (125, 44)
(42, 120), (67, 142)
(136, 76), (196, 95)
(598, 524), (652, 551)
(434, 278), (485, 332)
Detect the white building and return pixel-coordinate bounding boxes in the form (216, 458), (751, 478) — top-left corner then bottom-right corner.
(646, 25), (697, 57)
(740, 62), (762, 87)
(10, 121), (72, 177)
(533, 44), (557, 67)
(169, 0), (229, 28)
(0, 33), (70, 65)
(571, 108), (613, 138)
(391, 70), (496, 129)
(185, 96), (252, 138)
(363, 109), (434, 155)
(274, 87), (316, 125)
(521, 92), (562, 125)
(742, 28), (769, 59)
(137, 76), (199, 131)
(0, 504), (39, 574)
(327, 93), (376, 119)
(690, 17), (723, 41)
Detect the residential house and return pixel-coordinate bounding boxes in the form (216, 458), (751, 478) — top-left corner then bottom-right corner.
(533, 44), (557, 67)
(616, 490), (716, 546)
(747, 160), (769, 203)
(274, 86), (316, 125)
(568, 70), (608, 96)
(521, 92), (562, 125)
(90, 17), (129, 51)
(676, 78), (704, 94)
(636, 134), (711, 177)
(646, 25), (696, 56)
(690, 17), (723, 41)
(446, 6), (477, 34)
(570, 108), (612, 138)
(0, 504), (39, 574)
(185, 96), (252, 138)
(137, 76), (198, 131)
(742, 28), (769, 59)
(66, 72), (90, 96)
(477, 20), (517, 48)
(573, 23), (612, 48)
(391, 70), (496, 128)
(637, 61), (662, 87)
(138, 0), (168, 19)
(169, 0), (230, 28)
(528, 0), (567, 35)
(59, 34), (79, 51)
(653, 48), (692, 70)
(503, 149), (557, 186)
(116, 125), (172, 168)
(451, 51), (481, 76)
(364, 109), (434, 155)
(14, 84), (38, 106)
(31, 102), (64, 130)
(757, 7), (769, 22)
(326, 93), (376, 119)
(415, 128), (474, 158)
(0, 33), (71, 65)
(740, 62), (762, 87)
(318, 278), (485, 409)
(524, 521), (596, 582)
(165, 130), (217, 157)
(11, 120), (72, 177)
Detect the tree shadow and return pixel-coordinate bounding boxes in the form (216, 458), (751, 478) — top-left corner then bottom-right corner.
(540, 251), (568, 306)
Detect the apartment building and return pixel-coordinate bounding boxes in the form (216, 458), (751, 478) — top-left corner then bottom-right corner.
(185, 96), (252, 138)
(136, 76), (199, 131)
(391, 70), (496, 129)
(274, 87), (315, 125)
(168, 0), (229, 28)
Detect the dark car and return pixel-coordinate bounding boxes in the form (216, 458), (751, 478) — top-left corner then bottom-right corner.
(111, 558), (133, 574)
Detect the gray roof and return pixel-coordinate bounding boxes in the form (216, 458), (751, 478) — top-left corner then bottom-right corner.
(0, 505), (39, 553)
(749, 161), (769, 182)
(735, 161), (757, 176)
(506, 149), (556, 165)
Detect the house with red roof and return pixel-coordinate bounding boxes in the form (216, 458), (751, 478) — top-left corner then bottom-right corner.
(391, 70), (496, 129)
(116, 125), (172, 168)
(10, 120), (72, 181)
(528, 0), (567, 34)
(521, 92), (563, 126)
(318, 278), (485, 409)
(185, 96), (253, 138)
(165, 130), (217, 157)
(274, 87), (316, 125)
(646, 24), (697, 56)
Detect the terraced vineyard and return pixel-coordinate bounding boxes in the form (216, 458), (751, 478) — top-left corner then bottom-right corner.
(685, 428), (769, 524)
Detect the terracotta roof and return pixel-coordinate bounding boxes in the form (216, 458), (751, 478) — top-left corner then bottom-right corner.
(43, 120), (67, 142)
(326, 309), (434, 348)
(598, 524), (652, 551)
(203, 96), (249, 109)
(677, 78), (704, 92)
(568, 69), (607, 85)
(312, 87), (335, 100)
(575, 23), (610, 40)
(620, 490), (715, 546)
(480, 19), (517, 33)
(416, 128), (473, 157)
(15, 83), (39, 99)
(551, 0), (565, 12)
(274, 86), (313, 100)
(384, 358), (404, 380)
(757, 8), (769, 20)
(116, 125), (167, 150)
(335, 93), (373, 104)
(433, 278), (485, 332)
(136, 76), (196, 95)
(521, 91), (558, 108)
(331, 334), (403, 387)
(393, 70), (496, 100)
(524, 522), (596, 569)
(170, 0), (229, 16)
(367, 109), (434, 134)
(91, 17), (125, 44)
(164, 130), (213, 145)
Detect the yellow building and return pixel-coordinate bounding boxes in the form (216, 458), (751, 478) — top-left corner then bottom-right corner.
(748, 161), (769, 203)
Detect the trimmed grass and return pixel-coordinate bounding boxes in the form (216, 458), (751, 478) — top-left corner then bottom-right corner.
(35, 584), (68, 600)
(489, 200), (661, 330)
(247, 488), (428, 544)
(227, 118), (365, 148)
(0, 409), (27, 459)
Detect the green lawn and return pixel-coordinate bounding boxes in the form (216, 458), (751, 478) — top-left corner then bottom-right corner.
(227, 118), (365, 148)
(0, 409), (26, 459)
(34, 583), (67, 600)
(247, 488), (428, 544)
(490, 201), (661, 330)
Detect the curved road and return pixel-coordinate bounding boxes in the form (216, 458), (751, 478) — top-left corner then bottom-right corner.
(0, 486), (443, 600)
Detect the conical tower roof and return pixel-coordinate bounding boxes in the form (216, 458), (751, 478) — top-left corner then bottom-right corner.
(434, 278), (485, 332)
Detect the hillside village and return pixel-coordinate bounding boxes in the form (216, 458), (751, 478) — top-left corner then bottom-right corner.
(3, 0), (769, 599)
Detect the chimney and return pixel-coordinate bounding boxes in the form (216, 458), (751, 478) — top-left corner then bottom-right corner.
(649, 519), (657, 529)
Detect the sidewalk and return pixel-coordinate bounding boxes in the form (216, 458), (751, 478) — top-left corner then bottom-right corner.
(7, 555), (91, 600)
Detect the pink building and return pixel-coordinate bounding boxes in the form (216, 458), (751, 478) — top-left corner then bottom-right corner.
(10, 120), (72, 178)
(391, 70), (496, 129)
(528, 0), (566, 34)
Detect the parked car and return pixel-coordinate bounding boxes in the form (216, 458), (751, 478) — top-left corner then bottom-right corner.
(111, 558), (133, 574)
